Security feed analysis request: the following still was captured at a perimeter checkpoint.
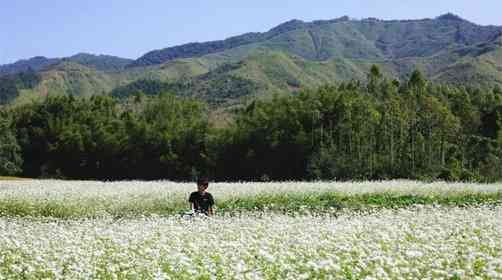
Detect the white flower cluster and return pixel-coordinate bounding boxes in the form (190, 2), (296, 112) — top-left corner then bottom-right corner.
(0, 205), (501, 279)
(0, 179), (500, 208)
(0, 180), (501, 278)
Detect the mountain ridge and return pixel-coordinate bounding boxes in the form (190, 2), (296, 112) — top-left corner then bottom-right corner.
(2, 13), (502, 106)
(1, 13), (499, 71)
(130, 13), (502, 67)
(0, 53), (133, 76)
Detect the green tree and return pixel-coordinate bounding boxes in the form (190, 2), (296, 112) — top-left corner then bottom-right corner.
(367, 64), (382, 94)
(0, 110), (22, 175)
(408, 69), (427, 92)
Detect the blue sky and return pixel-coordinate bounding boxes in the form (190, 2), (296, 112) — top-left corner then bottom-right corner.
(1, 0), (501, 64)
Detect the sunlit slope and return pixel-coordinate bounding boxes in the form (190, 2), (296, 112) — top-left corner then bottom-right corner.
(432, 46), (502, 86)
(110, 50), (382, 105)
(132, 14), (501, 66)
(11, 62), (116, 105)
(10, 60), (213, 104)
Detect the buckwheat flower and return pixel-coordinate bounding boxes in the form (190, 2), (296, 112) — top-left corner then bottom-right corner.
(406, 250), (424, 258)
(487, 270), (500, 279)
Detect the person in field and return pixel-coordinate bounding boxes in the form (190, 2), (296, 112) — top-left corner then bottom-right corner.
(188, 178), (215, 216)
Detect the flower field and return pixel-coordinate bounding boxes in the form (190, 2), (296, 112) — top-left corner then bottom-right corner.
(0, 180), (502, 279)
(1, 180), (502, 218)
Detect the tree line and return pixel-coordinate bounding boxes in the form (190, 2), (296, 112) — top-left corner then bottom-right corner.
(1, 67), (502, 182)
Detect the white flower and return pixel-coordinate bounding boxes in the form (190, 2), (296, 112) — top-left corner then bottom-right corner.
(406, 250), (424, 258)
(0, 180), (501, 279)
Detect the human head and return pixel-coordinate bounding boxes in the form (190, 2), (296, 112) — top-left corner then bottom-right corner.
(197, 177), (209, 192)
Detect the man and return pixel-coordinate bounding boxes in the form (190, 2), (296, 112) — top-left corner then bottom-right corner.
(188, 178), (215, 216)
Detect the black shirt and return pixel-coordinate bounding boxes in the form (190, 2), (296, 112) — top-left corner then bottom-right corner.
(189, 192), (214, 214)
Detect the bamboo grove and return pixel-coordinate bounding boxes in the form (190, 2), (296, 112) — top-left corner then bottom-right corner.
(1, 67), (502, 182)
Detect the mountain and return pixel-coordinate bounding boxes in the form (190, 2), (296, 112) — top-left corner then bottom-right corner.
(129, 17), (350, 67)
(2, 13), (502, 106)
(0, 53), (133, 76)
(0, 57), (60, 76)
(111, 50), (376, 105)
(64, 53), (134, 71)
(130, 14), (501, 66)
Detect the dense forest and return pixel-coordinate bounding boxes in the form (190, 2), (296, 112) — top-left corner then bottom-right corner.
(1, 66), (502, 182)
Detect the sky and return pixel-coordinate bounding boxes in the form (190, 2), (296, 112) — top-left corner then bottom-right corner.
(1, 0), (501, 65)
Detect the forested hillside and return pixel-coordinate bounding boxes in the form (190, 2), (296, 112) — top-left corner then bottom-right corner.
(2, 14), (502, 181)
(2, 67), (502, 181)
(0, 54), (133, 76)
(3, 14), (502, 106)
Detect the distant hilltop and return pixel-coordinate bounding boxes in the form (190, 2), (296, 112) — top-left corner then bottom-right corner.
(2, 13), (502, 105)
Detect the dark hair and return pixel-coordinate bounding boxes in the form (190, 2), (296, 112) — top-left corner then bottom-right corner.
(197, 177), (209, 186)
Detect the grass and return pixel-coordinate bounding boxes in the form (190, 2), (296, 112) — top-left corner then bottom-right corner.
(0, 176), (30, 181)
(217, 192), (502, 213)
(0, 191), (501, 219)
